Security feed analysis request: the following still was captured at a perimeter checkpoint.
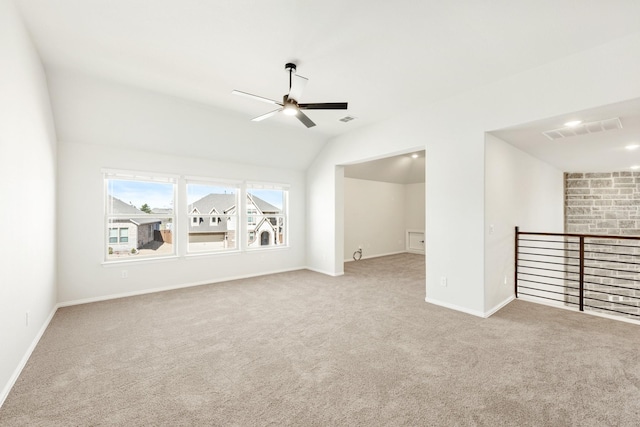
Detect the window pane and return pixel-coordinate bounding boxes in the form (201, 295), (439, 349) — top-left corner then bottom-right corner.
(247, 188), (287, 248)
(105, 176), (175, 260)
(187, 183), (238, 253)
(119, 228), (129, 243)
(109, 228), (118, 244)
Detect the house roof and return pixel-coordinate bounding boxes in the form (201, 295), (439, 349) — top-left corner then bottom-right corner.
(151, 208), (173, 215)
(189, 194), (280, 215)
(108, 196), (162, 226)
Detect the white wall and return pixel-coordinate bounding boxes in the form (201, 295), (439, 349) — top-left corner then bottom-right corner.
(484, 134), (564, 314)
(307, 32), (640, 317)
(344, 178), (407, 260)
(0, 0), (57, 405)
(405, 183), (426, 232)
(45, 69), (314, 303)
(57, 142), (306, 303)
(46, 68), (327, 172)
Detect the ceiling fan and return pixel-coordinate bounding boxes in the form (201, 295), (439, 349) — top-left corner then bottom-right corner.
(232, 63), (348, 128)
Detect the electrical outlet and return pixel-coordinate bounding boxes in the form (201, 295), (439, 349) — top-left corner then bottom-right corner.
(26, 311), (30, 326)
(121, 270), (128, 279)
(440, 276), (447, 287)
(490, 224), (495, 234)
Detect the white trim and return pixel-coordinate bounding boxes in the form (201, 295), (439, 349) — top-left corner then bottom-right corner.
(102, 255), (180, 266)
(184, 176), (242, 186)
(425, 297), (486, 318)
(246, 181), (291, 190)
(517, 295), (640, 326)
(101, 168), (180, 182)
(344, 250), (409, 263)
(58, 267), (307, 308)
(405, 229), (426, 254)
(484, 295), (515, 318)
(0, 304), (58, 409)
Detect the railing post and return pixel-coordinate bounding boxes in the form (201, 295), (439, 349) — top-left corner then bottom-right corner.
(514, 226), (519, 298)
(579, 236), (584, 311)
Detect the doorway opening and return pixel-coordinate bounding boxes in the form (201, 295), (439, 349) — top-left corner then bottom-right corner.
(341, 150), (425, 266)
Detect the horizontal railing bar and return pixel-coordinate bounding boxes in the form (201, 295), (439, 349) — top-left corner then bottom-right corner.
(583, 290), (640, 302)
(518, 231), (640, 241)
(519, 238), (579, 245)
(583, 272), (640, 284)
(584, 257), (640, 267)
(518, 285), (573, 298)
(517, 265), (578, 275)
(583, 304), (640, 318)
(583, 265), (640, 275)
(518, 258), (579, 268)
(519, 245), (579, 253)
(518, 279), (579, 291)
(583, 241), (640, 249)
(583, 249), (640, 258)
(518, 251), (581, 261)
(582, 280), (640, 292)
(518, 272), (580, 283)
(518, 292), (579, 305)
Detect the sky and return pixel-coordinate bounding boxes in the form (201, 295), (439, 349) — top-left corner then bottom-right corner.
(108, 180), (284, 210)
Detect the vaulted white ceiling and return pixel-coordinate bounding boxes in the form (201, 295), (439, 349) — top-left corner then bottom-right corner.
(15, 0), (640, 141)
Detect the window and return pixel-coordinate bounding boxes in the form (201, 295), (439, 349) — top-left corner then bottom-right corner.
(104, 171), (176, 261)
(247, 209), (257, 226)
(246, 184), (288, 248)
(186, 180), (239, 254)
(119, 228), (129, 243)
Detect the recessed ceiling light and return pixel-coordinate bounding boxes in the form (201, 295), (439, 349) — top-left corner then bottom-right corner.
(411, 153), (419, 159)
(631, 165), (640, 170)
(626, 144), (640, 150)
(564, 120), (582, 127)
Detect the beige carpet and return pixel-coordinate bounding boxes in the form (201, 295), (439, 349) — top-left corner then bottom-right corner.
(1, 253), (640, 426)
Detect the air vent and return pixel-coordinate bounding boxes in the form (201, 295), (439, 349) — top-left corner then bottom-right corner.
(339, 115), (356, 123)
(542, 117), (623, 141)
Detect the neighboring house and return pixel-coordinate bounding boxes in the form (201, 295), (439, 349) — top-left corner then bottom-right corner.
(150, 207), (174, 231)
(188, 193), (282, 248)
(108, 196), (162, 253)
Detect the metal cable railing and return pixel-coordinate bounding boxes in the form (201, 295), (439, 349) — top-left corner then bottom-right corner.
(515, 227), (640, 319)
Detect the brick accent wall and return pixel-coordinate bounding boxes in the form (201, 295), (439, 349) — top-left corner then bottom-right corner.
(564, 172), (640, 318)
(565, 172), (640, 234)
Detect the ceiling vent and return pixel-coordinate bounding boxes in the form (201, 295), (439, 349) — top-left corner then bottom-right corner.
(339, 115), (356, 123)
(542, 117), (623, 141)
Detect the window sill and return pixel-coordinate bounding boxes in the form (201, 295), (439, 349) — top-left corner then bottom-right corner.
(102, 255), (179, 267)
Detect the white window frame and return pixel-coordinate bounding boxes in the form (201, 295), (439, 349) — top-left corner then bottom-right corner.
(245, 182), (289, 250)
(103, 169), (178, 263)
(186, 178), (241, 255)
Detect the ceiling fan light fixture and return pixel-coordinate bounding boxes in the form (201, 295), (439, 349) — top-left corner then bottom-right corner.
(283, 103), (298, 116)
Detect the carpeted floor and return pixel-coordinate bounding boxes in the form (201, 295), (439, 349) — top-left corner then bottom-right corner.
(1, 253), (640, 426)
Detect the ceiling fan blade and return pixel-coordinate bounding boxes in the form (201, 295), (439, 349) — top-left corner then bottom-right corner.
(232, 90), (282, 106)
(252, 109), (282, 122)
(288, 75), (308, 102)
(298, 102), (348, 110)
(296, 110), (316, 128)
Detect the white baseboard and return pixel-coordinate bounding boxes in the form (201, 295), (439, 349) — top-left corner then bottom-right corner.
(58, 266), (306, 308)
(0, 304), (58, 409)
(426, 295), (515, 319)
(424, 297), (486, 318)
(344, 250), (409, 263)
(484, 295), (515, 318)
